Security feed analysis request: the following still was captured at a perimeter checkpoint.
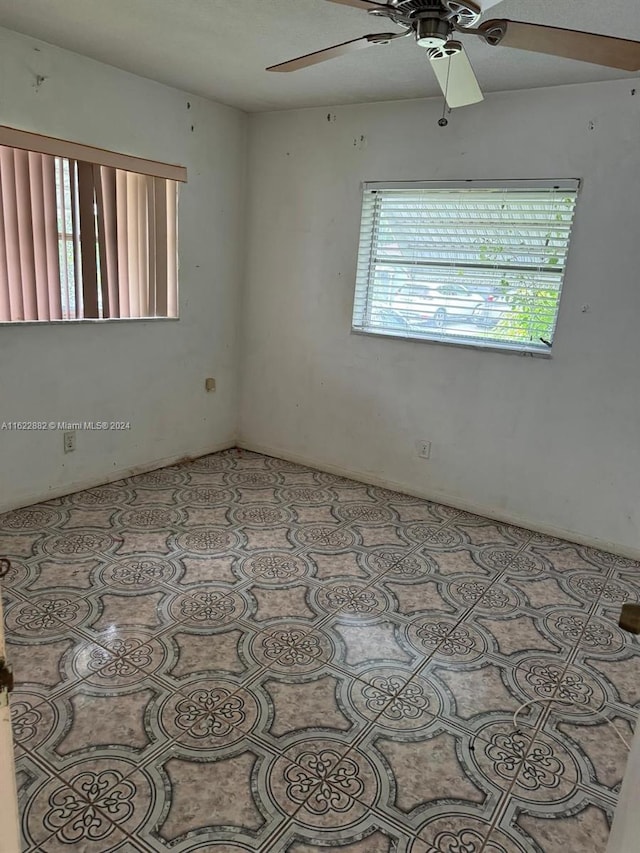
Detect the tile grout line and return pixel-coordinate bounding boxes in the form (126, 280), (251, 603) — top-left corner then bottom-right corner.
(5, 573), (612, 744)
(479, 566), (621, 851)
(12, 733), (145, 851)
(8, 526), (562, 680)
(18, 665), (293, 851)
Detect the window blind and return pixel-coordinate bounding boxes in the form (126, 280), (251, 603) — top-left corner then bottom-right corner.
(352, 180), (579, 353)
(0, 128), (184, 322)
(0, 147), (61, 322)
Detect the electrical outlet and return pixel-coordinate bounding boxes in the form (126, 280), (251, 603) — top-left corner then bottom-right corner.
(63, 431), (76, 453)
(205, 378), (216, 392)
(416, 440), (431, 460)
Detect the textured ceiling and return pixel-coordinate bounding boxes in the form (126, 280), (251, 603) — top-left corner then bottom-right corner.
(0, 0), (638, 112)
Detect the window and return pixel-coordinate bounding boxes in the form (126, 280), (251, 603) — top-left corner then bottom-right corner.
(352, 180), (580, 354)
(0, 126), (186, 322)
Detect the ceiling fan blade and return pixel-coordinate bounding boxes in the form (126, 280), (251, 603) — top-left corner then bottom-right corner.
(481, 19), (640, 71)
(430, 46), (484, 108)
(267, 34), (395, 72)
(325, 0), (392, 11)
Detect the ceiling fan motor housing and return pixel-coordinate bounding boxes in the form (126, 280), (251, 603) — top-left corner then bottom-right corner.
(415, 17), (451, 48)
(381, 0), (481, 27)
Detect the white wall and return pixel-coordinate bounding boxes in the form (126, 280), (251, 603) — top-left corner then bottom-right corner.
(0, 27), (247, 510)
(240, 80), (640, 557)
(2, 31), (638, 557)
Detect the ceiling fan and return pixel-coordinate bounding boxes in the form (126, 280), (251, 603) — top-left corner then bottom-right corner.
(267, 0), (640, 110)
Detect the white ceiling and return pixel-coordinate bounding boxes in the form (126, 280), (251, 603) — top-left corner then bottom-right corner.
(0, 0), (638, 112)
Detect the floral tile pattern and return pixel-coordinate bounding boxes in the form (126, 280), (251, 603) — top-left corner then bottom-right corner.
(1, 448), (638, 852)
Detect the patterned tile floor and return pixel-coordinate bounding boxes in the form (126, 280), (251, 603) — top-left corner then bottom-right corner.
(1, 449), (639, 853)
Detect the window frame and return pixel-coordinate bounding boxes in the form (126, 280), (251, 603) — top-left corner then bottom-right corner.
(351, 178), (581, 357)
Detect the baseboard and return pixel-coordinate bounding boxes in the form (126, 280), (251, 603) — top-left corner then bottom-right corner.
(237, 439), (640, 562)
(1, 439), (237, 514)
(7, 434), (637, 562)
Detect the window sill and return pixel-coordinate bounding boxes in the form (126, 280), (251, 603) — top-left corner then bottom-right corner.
(351, 327), (553, 358)
(0, 317), (179, 328)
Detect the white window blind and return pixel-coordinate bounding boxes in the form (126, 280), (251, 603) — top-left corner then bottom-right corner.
(352, 180), (580, 354)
